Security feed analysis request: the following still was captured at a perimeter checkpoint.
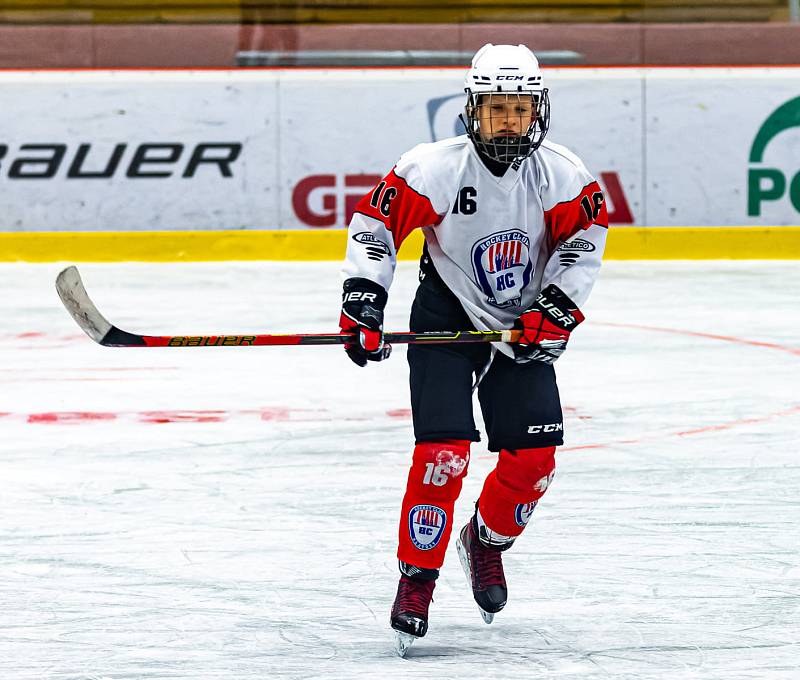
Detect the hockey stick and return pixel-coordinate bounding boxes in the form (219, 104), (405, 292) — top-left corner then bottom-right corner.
(55, 266), (521, 348)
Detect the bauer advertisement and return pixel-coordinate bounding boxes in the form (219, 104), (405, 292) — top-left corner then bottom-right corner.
(0, 68), (798, 231)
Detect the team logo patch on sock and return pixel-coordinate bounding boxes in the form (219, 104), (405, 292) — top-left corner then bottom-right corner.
(515, 501), (537, 527)
(408, 504), (447, 550)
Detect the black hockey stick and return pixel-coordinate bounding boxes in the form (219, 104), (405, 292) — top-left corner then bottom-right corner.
(55, 266), (521, 348)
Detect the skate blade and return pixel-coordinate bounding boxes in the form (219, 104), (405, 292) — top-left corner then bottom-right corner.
(456, 537), (496, 625)
(394, 631), (416, 658)
(456, 537), (469, 579)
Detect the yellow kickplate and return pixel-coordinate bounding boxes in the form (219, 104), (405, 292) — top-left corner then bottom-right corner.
(604, 227), (800, 260)
(0, 227), (799, 262)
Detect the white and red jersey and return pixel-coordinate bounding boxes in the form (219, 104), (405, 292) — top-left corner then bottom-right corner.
(342, 135), (608, 354)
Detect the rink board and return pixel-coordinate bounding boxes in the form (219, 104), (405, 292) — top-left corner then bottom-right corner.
(0, 68), (800, 235)
(2, 226), (800, 261)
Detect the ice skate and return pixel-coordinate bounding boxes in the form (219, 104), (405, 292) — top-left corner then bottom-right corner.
(390, 562), (437, 657)
(456, 516), (508, 624)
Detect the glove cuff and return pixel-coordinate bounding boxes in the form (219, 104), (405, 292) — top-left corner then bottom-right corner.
(538, 284), (584, 328)
(342, 277), (388, 310)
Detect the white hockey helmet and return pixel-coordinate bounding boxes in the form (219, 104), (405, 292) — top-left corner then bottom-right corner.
(463, 43), (550, 163)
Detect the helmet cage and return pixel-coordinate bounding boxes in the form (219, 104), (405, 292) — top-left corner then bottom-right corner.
(463, 89), (550, 164)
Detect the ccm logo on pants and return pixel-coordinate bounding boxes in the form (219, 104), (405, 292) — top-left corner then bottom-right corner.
(527, 423), (563, 434)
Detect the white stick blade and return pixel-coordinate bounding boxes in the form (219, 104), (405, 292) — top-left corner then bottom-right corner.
(55, 266), (112, 344)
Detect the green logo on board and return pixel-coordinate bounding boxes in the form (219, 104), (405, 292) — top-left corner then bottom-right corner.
(748, 96), (800, 216)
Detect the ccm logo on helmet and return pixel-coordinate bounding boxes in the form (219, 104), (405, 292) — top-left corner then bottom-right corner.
(496, 75), (525, 81)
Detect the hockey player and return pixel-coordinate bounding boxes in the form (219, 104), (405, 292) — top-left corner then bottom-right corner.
(338, 43), (608, 655)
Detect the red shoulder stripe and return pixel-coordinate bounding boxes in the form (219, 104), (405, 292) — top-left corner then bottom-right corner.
(544, 180), (608, 246)
(351, 168), (443, 249)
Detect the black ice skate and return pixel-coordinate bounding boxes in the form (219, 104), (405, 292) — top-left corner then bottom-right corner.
(390, 561), (438, 657)
(455, 515), (508, 624)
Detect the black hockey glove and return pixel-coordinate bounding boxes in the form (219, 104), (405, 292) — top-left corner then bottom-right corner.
(339, 277), (392, 367)
(513, 284), (585, 365)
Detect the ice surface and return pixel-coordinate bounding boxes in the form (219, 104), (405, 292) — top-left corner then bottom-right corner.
(1, 261), (798, 680)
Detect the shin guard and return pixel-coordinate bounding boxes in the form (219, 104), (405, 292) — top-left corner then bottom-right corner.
(397, 440), (471, 569)
(476, 446), (556, 547)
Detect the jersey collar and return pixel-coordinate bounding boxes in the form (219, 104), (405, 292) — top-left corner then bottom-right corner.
(467, 141), (524, 191)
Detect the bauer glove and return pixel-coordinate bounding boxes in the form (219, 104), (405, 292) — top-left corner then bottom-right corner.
(513, 284), (585, 365)
(339, 277), (392, 367)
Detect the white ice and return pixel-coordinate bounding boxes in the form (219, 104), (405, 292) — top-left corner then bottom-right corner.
(1, 261), (799, 680)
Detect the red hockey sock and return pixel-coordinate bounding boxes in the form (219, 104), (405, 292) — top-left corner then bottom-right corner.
(477, 446), (556, 544)
(397, 440), (471, 569)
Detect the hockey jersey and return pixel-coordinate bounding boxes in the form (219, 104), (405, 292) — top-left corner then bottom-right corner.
(342, 135), (608, 355)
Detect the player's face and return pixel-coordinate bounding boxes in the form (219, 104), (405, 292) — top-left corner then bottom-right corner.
(477, 94), (536, 141)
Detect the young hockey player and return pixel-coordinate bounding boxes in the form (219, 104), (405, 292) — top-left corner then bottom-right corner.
(338, 43), (608, 656)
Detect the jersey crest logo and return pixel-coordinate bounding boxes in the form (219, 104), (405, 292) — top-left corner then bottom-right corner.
(408, 504), (447, 550)
(471, 229), (533, 307)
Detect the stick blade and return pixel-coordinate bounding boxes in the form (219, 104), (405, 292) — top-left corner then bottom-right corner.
(55, 266), (113, 344)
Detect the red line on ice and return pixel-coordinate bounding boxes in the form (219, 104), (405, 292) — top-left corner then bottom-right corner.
(557, 322), (800, 452)
(138, 410), (229, 424)
(674, 405), (800, 437)
(0, 367), (178, 373)
(17, 407), (331, 425)
(595, 321), (800, 357)
(27, 411), (117, 424)
(386, 408), (412, 418)
(478, 322), (800, 457)
(557, 406), (800, 452)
